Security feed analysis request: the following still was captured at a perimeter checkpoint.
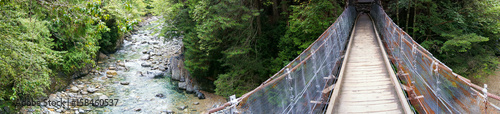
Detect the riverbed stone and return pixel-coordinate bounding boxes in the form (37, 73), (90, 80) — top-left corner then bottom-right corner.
(87, 87), (97, 93)
(77, 85), (85, 90)
(109, 66), (116, 70)
(176, 106), (188, 110)
(154, 72), (165, 78)
(48, 94), (58, 101)
(141, 62), (151, 67)
(106, 70), (117, 75)
(195, 90), (205, 99)
(80, 91), (88, 95)
(193, 102), (200, 105)
(155, 93), (165, 98)
(186, 84), (194, 94)
(118, 63), (126, 67)
(120, 81), (130, 85)
(159, 66), (167, 71)
(70, 86), (79, 92)
(178, 82), (187, 90)
(107, 75), (114, 78)
(140, 55), (150, 60)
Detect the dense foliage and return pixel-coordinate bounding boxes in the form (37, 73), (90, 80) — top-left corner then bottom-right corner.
(153, 0), (345, 96)
(384, 0), (500, 78)
(154, 0), (500, 97)
(2, 0), (499, 109)
(0, 0), (146, 106)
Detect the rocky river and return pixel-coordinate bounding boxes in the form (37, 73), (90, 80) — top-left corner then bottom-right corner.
(21, 16), (227, 114)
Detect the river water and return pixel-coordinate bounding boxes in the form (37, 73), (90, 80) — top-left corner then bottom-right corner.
(23, 16), (226, 114)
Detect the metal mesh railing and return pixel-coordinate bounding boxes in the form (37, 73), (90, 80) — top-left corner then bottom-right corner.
(370, 3), (500, 114)
(208, 6), (357, 114)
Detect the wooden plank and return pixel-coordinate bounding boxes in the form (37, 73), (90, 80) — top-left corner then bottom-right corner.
(370, 13), (413, 113)
(337, 103), (401, 113)
(330, 14), (405, 114)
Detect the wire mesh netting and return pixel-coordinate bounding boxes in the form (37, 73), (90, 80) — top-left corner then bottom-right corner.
(208, 6), (357, 114)
(370, 3), (500, 114)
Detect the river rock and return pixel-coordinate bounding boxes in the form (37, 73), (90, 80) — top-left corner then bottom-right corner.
(48, 94), (58, 101)
(195, 90), (205, 99)
(155, 93), (165, 98)
(106, 70), (117, 75)
(135, 108), (141, 111)
(178, 82), (187, 90)
(177, 106), (188, 110)
(70, 86), (79, 92)
(186, 84), (194, 94)
(117, 66), (126, 71)
(170, 56), (181, 81)
(179, 75), (185, 82)
(117, 63), (126, 67)
(141, 41), (148, 44)
(79, 109), (85, 113)
(120, 81), (130, 85)
(140, 55), (150, 60)
(141, 62), (151, 67)
(193, 102), (200, 105)
(153, 72), (165, 78)
(99, 95), (108, 100)
(107, 75), (114, 78)
(77, 85), (85, 90)
(80, 91), (88, 95)
(159, 66), (167, 71)
(109, 66), (116, 70)
(87, 87), (97, 93)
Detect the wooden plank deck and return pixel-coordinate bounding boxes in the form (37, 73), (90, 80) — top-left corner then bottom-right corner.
(326, 13), (411, 113)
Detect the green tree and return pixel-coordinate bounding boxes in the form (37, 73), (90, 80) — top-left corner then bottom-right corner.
(386, 0), (500, 77)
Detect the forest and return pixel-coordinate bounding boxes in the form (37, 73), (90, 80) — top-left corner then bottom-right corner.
(155, 0), (500, 97)
(1, 0), (499, 111)
(0, 0), (147, 109)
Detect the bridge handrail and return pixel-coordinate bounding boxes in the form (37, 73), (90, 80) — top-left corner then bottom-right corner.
(208, 5), (358, 114)
(370, 3), (500, 113)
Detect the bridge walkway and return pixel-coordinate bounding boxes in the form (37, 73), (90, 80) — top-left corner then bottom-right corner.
(326, 13), (410, 113)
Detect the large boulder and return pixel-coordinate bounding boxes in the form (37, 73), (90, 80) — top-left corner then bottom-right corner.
(186, 84), (194, 94)
(170, 56), (181, 81)
(178, 82), (187, 90)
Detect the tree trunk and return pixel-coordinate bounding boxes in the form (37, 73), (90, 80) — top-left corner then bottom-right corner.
(272, 0), (280, 23)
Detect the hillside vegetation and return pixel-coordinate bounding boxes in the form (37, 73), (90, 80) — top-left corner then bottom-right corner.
(0, 0), (147, 108)
(152, 0), (500, 97)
